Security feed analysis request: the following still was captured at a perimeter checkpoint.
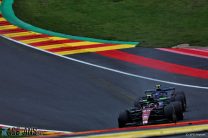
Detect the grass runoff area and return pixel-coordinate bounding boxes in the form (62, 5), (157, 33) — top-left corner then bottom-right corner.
(13, 0), (208, 47)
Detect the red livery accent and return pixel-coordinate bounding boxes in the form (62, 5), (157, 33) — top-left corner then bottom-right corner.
(142, 108), (154, 125)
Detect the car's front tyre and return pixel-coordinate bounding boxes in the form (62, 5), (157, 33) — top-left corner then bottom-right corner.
(118, 110), (130, 128)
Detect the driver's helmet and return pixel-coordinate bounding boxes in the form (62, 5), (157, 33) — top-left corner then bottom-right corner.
(156, 84), (161, 91)
(146, 94), (154, 103)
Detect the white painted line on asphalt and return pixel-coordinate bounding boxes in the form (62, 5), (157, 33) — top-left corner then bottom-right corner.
(1, 35), (208, 90)
(189, 48), (208, 53)
(157, 48), (208, 59)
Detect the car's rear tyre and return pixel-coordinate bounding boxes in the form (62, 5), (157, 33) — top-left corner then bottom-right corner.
(172, 101), (184, 120)
(118, 110), (130, 128)
(176, 91), (186, 107)
(164, 103), (177, 122)
(164, 101), (183, 122)
(175, 94), (186, 112)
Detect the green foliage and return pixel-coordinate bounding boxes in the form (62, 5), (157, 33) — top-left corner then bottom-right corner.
(13, 0), (208, 47)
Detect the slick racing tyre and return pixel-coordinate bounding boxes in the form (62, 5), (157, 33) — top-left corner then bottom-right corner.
(164, 103), (177, 123)
(118, 110), (130, 128)
(164, 101), (183, 122)
(175, 94), (186, 112)
(176, 91), (187, 108)
(172, 101), (184, 120)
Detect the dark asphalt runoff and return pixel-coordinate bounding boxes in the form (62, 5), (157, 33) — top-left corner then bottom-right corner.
(0, 36), (208, 132)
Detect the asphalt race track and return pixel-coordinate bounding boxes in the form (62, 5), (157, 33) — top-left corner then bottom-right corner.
(0, 36), (208, 132)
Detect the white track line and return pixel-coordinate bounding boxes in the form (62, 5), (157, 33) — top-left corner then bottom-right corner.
(189, 48), (208, 53)
(1, 35), (208, 90)
(157, 48), (208, 59)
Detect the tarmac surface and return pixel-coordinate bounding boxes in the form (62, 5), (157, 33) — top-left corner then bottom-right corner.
(0, 36), (207, 132)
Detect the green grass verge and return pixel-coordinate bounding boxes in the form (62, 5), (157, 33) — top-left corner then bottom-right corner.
(13, 0), (208, 47)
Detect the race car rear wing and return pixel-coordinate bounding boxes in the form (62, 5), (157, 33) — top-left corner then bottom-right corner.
(144, 87), (175, 95)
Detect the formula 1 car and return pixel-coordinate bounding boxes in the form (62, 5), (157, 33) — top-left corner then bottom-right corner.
(118, 85), (186, 128)
(141, 85), (187, 111)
